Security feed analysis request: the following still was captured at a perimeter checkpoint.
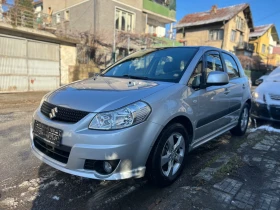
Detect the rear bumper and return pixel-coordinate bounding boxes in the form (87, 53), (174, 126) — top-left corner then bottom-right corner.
(251, 101), (280, 122)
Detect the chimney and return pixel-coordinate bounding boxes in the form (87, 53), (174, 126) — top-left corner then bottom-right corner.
(210, 5), (218, 14)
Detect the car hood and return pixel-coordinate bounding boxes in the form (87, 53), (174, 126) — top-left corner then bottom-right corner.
(46, 76), (174, 112)
(256, 80), (280, 95)
(255, 80), (280, 105)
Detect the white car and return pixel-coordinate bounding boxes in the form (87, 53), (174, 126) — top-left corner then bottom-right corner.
(255, 73), (270, 86)
(252, 67), (280, 122)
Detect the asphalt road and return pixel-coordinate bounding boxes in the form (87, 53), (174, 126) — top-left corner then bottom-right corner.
(0, 91), (279, 210)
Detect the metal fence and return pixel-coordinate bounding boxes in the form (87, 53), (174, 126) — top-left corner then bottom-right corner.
(1, 2), (62, 32)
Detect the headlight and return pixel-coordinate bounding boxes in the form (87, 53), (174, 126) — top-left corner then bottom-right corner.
(252, 92), (266, 103)
(252, 92), (259, 99)
(89, 101), (151, 130)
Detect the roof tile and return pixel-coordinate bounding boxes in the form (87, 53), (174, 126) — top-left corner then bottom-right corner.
(249, 24), (273, 38)
(175, 3), (248, 28)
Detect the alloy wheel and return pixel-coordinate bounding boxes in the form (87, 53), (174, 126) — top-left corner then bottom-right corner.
(240, 107), (249, 131)
(161, 132), (185, 178)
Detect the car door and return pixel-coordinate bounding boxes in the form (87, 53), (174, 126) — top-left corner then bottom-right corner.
(194, 51), (231, 141)
(221, 53), (244, 122)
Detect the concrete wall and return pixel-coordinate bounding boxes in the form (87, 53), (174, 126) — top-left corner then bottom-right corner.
(60, 45), (77, 85)
(116, 0), (143, 10)
(68, 64), (100, 82)
(43, 0), (87, 13)
(47, 0), (94, 33)
(96, 0), (146, 44)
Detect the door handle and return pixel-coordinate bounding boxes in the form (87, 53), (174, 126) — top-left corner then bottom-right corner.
(242, 84), (246, 89)
(224, 88), (230, 95)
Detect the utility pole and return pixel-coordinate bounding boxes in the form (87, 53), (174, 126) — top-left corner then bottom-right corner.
(127, 34), (130, 54)
(267, 46), (270, 70)
(93, 0), (97, 36)
(112, 10), (116, 62)
(0, 0), (3, 22)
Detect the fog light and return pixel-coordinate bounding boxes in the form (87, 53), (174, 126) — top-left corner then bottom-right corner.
(103, 161), (113, 173)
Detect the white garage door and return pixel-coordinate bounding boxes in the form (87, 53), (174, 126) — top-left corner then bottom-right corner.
(0, 35), (60, 92)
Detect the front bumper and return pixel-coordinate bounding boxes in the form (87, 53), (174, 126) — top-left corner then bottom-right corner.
(30, 109), (163, 180)
(251, 101), (280, 122)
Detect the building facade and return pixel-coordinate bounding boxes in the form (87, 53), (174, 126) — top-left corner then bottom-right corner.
(175, 4), (254, 56)
(249, 24), (280, 67)
(42, 0), (176, 42)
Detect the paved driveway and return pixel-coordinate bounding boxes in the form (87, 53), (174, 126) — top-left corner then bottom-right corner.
(0, 92), (279, 210)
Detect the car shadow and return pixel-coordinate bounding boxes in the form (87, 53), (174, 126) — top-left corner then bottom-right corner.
(30, 131), (237, 210)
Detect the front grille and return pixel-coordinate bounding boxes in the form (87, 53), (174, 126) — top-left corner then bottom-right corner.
(34, 137), (71, 164)
(270, 94), (280, 101)
(41, 101), (89, 123)
(270, 106), (280, 120)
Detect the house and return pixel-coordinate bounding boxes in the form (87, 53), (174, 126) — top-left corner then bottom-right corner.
(249, 24), (280, 68)
(273, 45), (280, 54)
(0, 1), (78, 93)
(42, 0), (176, 49)
(175, 4), (254, 56)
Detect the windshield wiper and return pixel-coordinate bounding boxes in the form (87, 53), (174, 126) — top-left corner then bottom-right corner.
(122, 75), (149, 80)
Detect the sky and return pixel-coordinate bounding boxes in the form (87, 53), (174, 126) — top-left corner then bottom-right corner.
(175, 0), (280, 35)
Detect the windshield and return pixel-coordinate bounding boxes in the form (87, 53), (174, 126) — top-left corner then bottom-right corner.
(102, 47), (199, 83)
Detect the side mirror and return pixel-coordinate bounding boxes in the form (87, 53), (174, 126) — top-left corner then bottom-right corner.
(206, 71), (229, 86)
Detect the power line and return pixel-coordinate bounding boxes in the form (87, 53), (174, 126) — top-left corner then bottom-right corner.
(255, 8), (280, 23)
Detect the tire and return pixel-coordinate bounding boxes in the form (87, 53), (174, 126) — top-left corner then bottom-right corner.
(146, 123), (189, 187)
(230, 103), (250, 136)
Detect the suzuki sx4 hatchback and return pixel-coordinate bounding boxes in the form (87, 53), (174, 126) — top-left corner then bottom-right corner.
(31, 47), (251, 186)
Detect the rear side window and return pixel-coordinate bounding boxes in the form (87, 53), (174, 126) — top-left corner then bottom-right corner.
(222, 53), (240, 79)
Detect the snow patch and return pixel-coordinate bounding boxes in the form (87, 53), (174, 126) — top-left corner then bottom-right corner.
(249, 125), (280, 133)
(0, 197), (18, 208)
(52, 196), (60, 201)
(2, 185), (17, 192)
(41, 180), (64, 190)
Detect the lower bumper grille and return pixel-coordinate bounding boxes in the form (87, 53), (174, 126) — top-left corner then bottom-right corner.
(33, 137), (71, 164)
(251, 102), (270, 118)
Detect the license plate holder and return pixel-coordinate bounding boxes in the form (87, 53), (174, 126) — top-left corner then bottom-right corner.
(33, 120), (63, 146)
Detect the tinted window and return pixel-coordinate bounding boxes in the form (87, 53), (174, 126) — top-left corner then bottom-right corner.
(222, 53), (240, 79)
(103, 48), (198, 83)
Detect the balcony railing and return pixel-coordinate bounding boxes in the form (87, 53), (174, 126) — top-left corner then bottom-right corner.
(143, 0), (176, 20)
(0, 3), (63, 32)
(236, 42), (254, 52)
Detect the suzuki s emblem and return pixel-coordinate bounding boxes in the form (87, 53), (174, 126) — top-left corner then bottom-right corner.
(49, 107), (58, 119)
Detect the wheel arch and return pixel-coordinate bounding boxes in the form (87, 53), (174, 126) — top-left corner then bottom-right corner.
(146, 115), (194, 166)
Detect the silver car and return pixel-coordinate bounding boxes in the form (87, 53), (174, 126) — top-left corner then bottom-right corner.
(30, 47), (251, 186)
